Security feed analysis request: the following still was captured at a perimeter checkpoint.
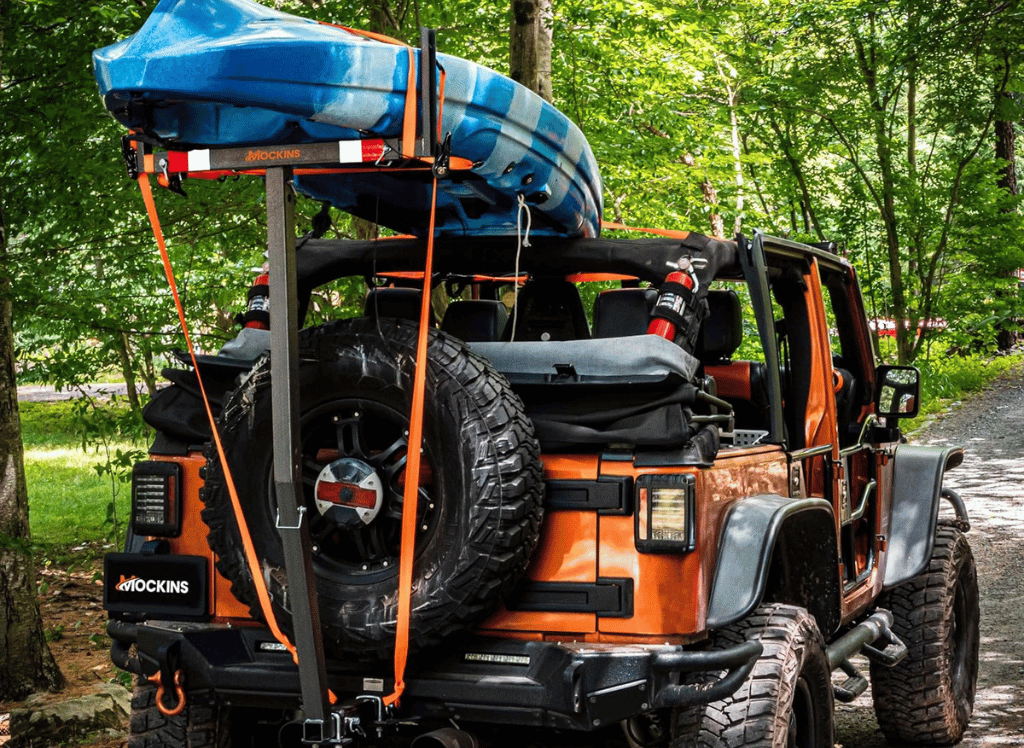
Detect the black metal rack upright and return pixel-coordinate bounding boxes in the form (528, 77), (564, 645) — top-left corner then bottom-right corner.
(264, 164), (336, 741)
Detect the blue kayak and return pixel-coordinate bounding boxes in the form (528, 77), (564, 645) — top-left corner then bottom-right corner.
(93, 0), (603, 238)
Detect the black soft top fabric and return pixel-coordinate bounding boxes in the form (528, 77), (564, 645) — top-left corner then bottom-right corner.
(295, 234), (739, 292)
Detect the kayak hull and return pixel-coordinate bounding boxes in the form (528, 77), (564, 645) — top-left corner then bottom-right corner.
(93, 0), (603, 238)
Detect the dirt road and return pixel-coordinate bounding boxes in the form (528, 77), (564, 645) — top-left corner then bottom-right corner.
(836, 368), (1024, 747)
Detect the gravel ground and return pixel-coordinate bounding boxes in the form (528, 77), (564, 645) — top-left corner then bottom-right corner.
(16, 383), (144, 402)
(835, 367), (1024, 747)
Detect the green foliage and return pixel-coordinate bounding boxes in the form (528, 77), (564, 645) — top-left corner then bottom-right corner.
(2, 0), (1022, 425)
(906, 351), (1024, 432)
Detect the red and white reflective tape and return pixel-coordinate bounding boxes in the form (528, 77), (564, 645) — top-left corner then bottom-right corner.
(339, 138), (386, 163)
(165, 149), (210, 173)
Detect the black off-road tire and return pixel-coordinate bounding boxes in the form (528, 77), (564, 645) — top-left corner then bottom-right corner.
(200, 318), (544, 661)
(671, 604), (834, 748)
(128, 681), (226, 748)
(869, 522), (980, 745)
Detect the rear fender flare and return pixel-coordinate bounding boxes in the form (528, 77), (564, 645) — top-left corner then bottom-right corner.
(883, 444), (964, 588)
(706, 494), (840, 636)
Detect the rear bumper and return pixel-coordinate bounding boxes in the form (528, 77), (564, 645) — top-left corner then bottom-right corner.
(109, 619), (759, 730)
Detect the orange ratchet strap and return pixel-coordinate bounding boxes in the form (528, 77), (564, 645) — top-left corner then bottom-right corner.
(136, 25), (445, 710)
(602, 220), (692, 240)
(320, 22), (418, 159)
(383, 50), (449, 711)
(136, 170), (336, 704)
(384, 176), (438, 708)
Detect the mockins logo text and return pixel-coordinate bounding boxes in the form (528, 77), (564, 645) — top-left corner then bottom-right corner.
(116, 575), (190, 595)
(245, 148), (302, 162)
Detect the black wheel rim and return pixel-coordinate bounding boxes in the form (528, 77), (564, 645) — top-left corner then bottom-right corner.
(272, 398), (441, 583)
(788, 675), (819, 748)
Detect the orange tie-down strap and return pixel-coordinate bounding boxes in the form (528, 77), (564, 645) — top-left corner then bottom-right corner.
(319, 22), (418, 159)
(136, 172), (337, 703)
(385, 55), (448, 711)
(134, 32), (445, 710)
(602, 220), (692, 240)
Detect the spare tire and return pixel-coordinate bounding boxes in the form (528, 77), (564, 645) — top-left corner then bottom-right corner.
(200, 317), (544, 660)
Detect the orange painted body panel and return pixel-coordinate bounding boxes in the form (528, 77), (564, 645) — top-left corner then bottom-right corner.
(150, 452), (250, 620)
(479, 455), (599, 635)
(704, 362), (752, 400)
(482, 447), (789, 641)
(803, 261), (839, 457)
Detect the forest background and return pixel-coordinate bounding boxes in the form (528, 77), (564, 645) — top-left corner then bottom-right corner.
(3, 0), (1023, 397)
(0, 0), (1021, 702)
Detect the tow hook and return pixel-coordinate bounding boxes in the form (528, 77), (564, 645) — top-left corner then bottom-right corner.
(148, 640), (186, 717)
(149, 669), (186, 717)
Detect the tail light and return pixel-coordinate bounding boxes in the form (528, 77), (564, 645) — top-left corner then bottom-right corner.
(635, 474), (696, 553)
(131, 462), (182, 537)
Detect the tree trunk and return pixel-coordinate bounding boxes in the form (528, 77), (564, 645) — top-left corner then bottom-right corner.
(993, 83), (1018, 351)
(995, 92), (1017, 197)
(682, 153), (725, 239)
(0, 288), (64, 701)
(0, 196), (65, 703)
(510, 0), (553, 101)
(0, 0), (64, 699)
(113, 331), (141, 414)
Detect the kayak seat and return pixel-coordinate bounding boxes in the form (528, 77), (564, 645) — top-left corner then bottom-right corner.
(441, 300), (509, 342)
(504, 278), (591, 341)
(700, 289), (772, 432)
(364, 287), (435, 325)
(592, 288), (657, 338)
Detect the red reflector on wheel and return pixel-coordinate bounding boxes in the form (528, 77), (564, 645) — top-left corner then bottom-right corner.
(316, 481), (379, 510)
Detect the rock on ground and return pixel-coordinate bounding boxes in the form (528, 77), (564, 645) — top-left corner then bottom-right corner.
(8, 683), (128, 747)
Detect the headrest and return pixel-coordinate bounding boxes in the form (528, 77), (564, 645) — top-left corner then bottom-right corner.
(592, 288), (657, 338)
(364, 287), (432, 324)
(440, 300), (509, 342)
(701, 289), (742, 362)
(505, 278), (591, 341)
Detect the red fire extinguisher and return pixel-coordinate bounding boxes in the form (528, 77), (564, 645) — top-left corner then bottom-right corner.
(242, 271), (270, 330)
(648, 258), (698, 343)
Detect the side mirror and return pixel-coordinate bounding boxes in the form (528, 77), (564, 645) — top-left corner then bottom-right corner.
(875, 365), (920, 419)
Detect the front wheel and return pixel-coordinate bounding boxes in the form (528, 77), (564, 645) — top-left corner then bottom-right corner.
(671, 604), (834, 748)
(870, 522), (980, 745)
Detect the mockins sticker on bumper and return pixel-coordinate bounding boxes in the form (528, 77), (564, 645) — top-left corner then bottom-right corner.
(104, 554), (208, 618)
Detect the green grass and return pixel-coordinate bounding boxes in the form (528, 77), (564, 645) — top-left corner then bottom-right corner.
(20, 401), (144, 553)
(906, 350), (1024, 432)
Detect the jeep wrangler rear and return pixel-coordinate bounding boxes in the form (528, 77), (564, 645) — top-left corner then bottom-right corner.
(105, 226), (979, 748)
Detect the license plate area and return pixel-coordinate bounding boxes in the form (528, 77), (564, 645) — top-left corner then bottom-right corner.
(104, 553), (208, 620)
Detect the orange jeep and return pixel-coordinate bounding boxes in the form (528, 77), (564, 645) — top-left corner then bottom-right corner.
(106, 225), (978, 748)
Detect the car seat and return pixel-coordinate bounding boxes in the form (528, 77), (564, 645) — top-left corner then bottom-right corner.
(364, 287), (434, 325)
(592, 287), (657, 338)
(504, 278), (591, 341)
(441, 300), (509, 342)
(701, 289), (772, 432)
